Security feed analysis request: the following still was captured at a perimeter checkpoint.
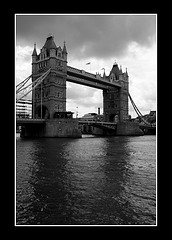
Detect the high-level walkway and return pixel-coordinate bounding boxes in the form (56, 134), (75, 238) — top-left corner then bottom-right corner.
(67, 66), (121, 90)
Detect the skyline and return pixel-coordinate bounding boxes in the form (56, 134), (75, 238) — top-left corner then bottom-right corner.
(15, 14), (157, 118)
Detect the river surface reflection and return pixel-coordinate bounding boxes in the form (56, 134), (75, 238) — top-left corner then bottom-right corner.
(16, 134), (156, 225)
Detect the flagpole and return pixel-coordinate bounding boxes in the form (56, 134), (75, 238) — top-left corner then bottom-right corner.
(86, 62), (91, 73)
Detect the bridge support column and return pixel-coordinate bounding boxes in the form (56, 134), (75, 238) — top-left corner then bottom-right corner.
(20, 119), (82, 138)
(116, 122), (144, 136)
(103, 88), (120, 122)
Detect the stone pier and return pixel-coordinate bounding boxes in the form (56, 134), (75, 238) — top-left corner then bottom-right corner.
(20, 119), (82, 138)
(116, 122), (144, 136)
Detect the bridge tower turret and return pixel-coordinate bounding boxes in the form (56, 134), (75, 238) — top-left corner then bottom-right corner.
(32, 43), (37, 74)
(118, 67), (129, 121)
(62, 41), (68, 61)
(103, 63), (129, 122)
(31, 35), (68, 119)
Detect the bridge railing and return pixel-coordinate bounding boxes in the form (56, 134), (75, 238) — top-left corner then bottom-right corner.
(79, 120), (117, 125)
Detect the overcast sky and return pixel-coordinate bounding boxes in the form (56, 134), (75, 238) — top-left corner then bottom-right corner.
(16, 14), (157, 117)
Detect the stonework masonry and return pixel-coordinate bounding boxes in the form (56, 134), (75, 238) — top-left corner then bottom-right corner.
(32, 36), (67, 119)
(116, 122), (144, 136)
(20, 119), (82, 138)
(103, 63), (129, 122)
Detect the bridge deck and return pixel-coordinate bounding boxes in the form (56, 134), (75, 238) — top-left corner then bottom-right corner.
(16, 118), (46, 125)
(79, 120), (117, 131)
(79, 120), (117, 125)
(139, 123), (156, 129)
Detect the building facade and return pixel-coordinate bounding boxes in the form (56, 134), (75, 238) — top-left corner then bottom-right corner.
(16, 99), (32, 118)
(32, 35), (67, 119)
(103, 63), (129, 122)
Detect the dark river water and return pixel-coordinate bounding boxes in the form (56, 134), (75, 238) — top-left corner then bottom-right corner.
(16, 134), (156, 225)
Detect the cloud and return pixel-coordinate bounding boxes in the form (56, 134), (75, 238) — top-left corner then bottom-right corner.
(67, 82), (102, 109)
(16, 14), (156, 60)
(67, 82), (97, 100)
(120, 42), (157, 116)
(16, 46), (32, 84)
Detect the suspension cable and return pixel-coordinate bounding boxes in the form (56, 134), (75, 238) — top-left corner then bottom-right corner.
(128, 93), (143, 117)
(16, 68), (51, 102)
(16, 74), (32, 94)
(128, 92), (151, 126)
(17, 69), (50, 94)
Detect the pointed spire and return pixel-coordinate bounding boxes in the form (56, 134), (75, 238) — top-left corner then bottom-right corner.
(101, 68), (106, 78)
(103, 70), (106, 79)
(62, 41), (67, 54)
(119, 65), (122, 74)
(32, 43), (37, 56)
(126, 67), (128, 76)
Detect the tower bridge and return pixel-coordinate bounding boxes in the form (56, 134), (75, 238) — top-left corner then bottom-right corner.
(16, 35), (145, 137)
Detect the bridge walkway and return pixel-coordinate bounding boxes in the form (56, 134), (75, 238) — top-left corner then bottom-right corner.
(79, 120), (117, 132)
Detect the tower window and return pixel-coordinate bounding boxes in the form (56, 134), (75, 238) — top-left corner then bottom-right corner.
(46, 50), (50, 57)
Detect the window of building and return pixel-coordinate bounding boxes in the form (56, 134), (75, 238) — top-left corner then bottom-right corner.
(46, 50), (50, 57)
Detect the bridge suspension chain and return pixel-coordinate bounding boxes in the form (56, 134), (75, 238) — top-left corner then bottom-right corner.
(16, 68), (51, 102)
(16, 74), (33, 94)
(128, 93), (151, 126)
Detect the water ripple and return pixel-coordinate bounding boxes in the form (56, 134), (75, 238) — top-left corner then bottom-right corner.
(16, 135), (156, 225)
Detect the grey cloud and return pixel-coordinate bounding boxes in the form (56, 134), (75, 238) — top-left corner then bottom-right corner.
(67, 82), (102, 108)
(67, 82), (98, 100)
(16, 15), (156, 59)
(68, 97), (102, 109)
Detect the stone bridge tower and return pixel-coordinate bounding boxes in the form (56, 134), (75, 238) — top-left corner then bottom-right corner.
(103, 63), (129, 122)
(32, 35), (68, 119)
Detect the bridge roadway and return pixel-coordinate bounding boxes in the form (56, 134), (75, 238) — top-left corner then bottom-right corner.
(16, 118), (117, 131)
(78, 120), (117, 131)
(67, 65), (122, 90)
(16, 118), (45, 125)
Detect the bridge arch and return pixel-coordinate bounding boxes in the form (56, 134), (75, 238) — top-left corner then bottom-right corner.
(35, 104), (50, 119)
(109, 114), (119, 122)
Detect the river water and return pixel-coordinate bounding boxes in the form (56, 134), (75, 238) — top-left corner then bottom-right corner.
(16, 134), (156, 225)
